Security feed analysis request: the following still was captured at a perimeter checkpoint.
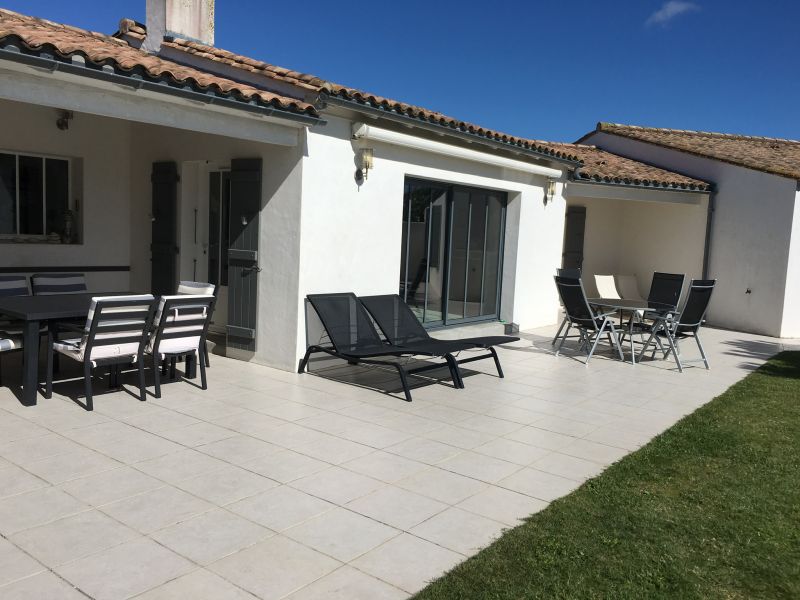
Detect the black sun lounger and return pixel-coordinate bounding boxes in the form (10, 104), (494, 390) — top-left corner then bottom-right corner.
(300, 293), (472, 401)
(359, 294), (519, 383)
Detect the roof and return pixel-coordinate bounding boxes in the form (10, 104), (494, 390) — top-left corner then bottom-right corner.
(589, 122), (800, 181)
(561, 144), (711, 191)
(160, 37), (583, 164)
(0, 9), (319, 119)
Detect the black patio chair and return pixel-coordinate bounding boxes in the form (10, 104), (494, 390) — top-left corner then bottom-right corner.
(300, 293), (468, 401)
(638, 279), (716, 372)
(360, 294), (519, 382)
(622, 271), (686, 342)
(45, 295), (157, 410)
(552, 268), (581, 345)
(553, 276), (624, 363)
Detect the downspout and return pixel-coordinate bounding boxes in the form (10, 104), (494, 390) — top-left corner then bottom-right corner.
(701, 187), (717, 279)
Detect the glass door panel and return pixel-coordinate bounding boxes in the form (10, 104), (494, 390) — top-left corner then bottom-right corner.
(447, 190), (469, 321)
(424, 190), (447, 323)
(465, 193), (487, 318)
(481, 194), (504, 317)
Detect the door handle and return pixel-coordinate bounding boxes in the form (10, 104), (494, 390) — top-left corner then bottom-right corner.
(242, 266), (262, 273)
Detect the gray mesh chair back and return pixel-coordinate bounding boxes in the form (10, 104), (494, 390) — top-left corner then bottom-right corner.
(31, 273), (87, 295)
(647, 272), (685, 307)
(360, 294), (430, 346)
(554, 276), (598, 330)
(306, 293), (388, 355)
(676, 279), (716, 333)
(0, 275), (29, 297)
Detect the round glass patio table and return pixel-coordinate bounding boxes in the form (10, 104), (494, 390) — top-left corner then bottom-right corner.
(587, 298), (677, 365)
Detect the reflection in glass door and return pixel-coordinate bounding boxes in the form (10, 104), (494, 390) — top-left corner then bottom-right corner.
(400, 178), (506, 326)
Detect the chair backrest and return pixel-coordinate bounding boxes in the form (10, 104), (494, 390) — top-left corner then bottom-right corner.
(360, 294), (431, 345)
(31, 273), (87, 295)
(677, 279), (716, 331)
(0, 275), (29, 297)
(306, 293), (387, 354)
(556, 268), (581, 278)
(82, 295), (156, 361)
(647, 272), (685, 307)
(554, 276), (598, 329)
(616, 275), (643, 301)
(149, 295), (215, 357)
(594, 275), (621, 300)
(177, 281), (216, 296)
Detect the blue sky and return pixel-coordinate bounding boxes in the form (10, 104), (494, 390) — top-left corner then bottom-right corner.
(5, 1), (800, 142)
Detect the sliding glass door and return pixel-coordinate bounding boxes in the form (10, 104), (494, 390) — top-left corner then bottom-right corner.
(400, 178), (506, 326)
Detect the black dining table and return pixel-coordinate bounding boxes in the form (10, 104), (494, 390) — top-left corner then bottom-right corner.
(0, 293), (124, 406)
(588, 298), (676, 365)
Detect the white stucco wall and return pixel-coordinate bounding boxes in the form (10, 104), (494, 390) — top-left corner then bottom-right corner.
(296, 115), (566, 366)
(781, 188), (800, 337)
(566, 191), (708, 299)
(0, 99), (131, 291)
(583, 131), (798, 337)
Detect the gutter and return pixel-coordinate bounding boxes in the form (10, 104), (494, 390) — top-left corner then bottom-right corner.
(325, 94), (579, 169)
(569, 175), (711, 194)
(702, 188), (717, 278)
(0, 44), (326, 127)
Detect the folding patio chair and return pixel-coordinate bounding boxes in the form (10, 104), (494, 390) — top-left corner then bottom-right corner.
(45, 295), (157, 410)
(552, 268), (581, 345)
(300, 293), (468, 401)
(360, 294), (519, 382)
(146, 295), (216, 398)
(177, 281), (216, 367)
(623, 272), (686, 343)
(594, 275), (621, 299)
(553, 276), (624, 363)
(638, 279), (716, 372)
(31, 273), (88, 295)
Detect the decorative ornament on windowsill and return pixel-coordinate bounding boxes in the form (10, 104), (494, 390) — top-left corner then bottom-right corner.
(61, 210), (75, 244)
(354, 147), (374, 186)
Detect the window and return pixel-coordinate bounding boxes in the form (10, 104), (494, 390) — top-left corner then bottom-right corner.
(400, 178), (507, 326)
(0, 151), (71, 238)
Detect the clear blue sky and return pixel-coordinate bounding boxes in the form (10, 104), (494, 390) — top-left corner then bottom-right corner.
(5, 0), (800, 142)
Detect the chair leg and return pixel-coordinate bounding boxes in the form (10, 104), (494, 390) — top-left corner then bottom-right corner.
(137, 359), (147, 401)
(394, 364), (413, 402)
(443, 354), (463, 389)
(203, 341), (210, 368)
(83, 362), (94, 411)
(0, 354), (3, 386)
(551, 316), (567, 345)
(488, 347), (505, 379)
(152, 355), (162, 399)
(555, 324), (571, 356)
(609, 324), (624, 360)
(169, 357), (177, 380)
(298, 346), (316, 373)
(45, 330), (54, 399)
(199, 350), (207, 391)
(695, 333), (710, 369)
(665, 330), (683, 373)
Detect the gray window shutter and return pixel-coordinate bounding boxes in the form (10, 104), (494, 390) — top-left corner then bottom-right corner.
(151, 162), (179, 295)
(227, 158), (262, 352)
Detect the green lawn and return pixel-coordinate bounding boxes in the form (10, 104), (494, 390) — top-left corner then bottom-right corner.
(414, 352), (800, 600)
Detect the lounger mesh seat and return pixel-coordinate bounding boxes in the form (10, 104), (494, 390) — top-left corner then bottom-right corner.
(300, 293), (465, 401)
(360, 294), (519, 381)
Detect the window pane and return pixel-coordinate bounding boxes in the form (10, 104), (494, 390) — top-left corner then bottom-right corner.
(465, 193), (487, 318)
(18, 155), (43, 235)
(447, 190), (470, 321)
(481, 194), (504, 317)
(424, 190), (447, 323)
(45, 158), (69, 236)
(0, 153), (15, 234)
(401, 185), (432, 321)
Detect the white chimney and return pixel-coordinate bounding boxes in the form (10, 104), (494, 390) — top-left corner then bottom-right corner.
(144, 0), (215, 53)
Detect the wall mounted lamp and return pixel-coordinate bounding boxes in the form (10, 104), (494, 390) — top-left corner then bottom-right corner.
(355, 147), (374, 183)
(544, 178), (557, 206)
(56, 110), (73, 131)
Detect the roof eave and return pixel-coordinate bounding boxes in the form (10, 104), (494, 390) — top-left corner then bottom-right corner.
(324, 94), (581, 169)
(570, 175), (713, 194)
(0, 42), (326, 127)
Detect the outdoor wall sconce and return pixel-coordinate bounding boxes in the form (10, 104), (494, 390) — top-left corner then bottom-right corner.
(56, 110), (73, 131)
(544, 178), (556, 206)
(356, 147), (374, 183)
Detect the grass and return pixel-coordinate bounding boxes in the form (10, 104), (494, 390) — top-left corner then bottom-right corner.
(414, 352), (800, 600)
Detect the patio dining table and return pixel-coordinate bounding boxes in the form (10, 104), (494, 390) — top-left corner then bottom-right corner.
(588, 298), (676, 365)
(0, 292), (126, 406)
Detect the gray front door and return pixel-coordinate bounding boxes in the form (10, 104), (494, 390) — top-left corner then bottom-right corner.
(226, 158), (261, 352)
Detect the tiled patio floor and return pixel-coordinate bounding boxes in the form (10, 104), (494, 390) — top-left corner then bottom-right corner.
(0, 326), (795, 599)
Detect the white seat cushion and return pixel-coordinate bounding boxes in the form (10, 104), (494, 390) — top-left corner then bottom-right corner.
(0, 336), (22, 352)
(53, 336), (141, 363)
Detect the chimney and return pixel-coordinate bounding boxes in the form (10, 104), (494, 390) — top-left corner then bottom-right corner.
(144, 0), (215, 53)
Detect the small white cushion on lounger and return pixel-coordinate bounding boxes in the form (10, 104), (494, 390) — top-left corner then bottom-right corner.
(177, 281), (215, 296)
(0, 335), (22, 352)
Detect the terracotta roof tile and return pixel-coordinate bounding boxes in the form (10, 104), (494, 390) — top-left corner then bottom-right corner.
(0, 9), (318, 118)
(560, 144), (711, 191)
(594, 123), (800, 181)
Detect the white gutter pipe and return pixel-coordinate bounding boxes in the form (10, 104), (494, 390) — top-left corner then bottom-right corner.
(352, 123), (563, 179)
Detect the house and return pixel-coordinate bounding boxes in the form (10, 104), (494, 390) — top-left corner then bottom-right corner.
(579, 123), (800, 338)
(0, 2), (726, 373)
